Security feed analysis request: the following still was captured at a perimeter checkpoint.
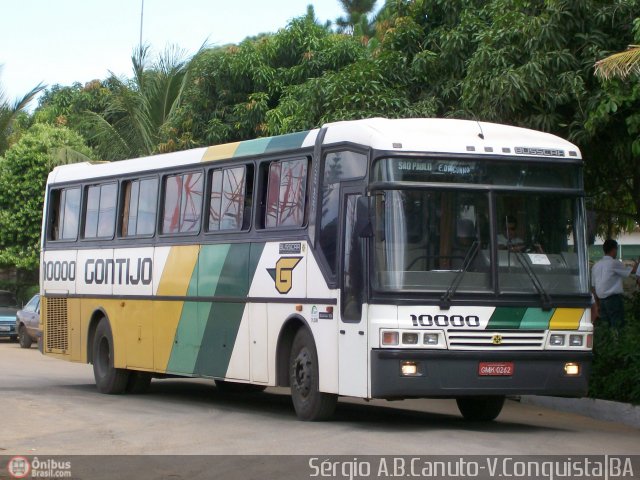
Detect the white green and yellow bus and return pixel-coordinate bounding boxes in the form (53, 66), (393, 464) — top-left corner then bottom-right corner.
(40, 118), (592, 421)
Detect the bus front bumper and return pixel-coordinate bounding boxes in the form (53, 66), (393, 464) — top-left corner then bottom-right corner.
(370, 349), (591, 399)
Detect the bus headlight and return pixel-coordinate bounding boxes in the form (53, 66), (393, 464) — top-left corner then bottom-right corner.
(569, 334), (583, 347)
(549, 334), (565, 346)
(424, 333), (439, 345)
(401, 361), (419, 376)
(402, 332), (419, 345)
(564, 363), (580, 375)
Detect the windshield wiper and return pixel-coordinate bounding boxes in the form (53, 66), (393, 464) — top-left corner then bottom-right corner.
(514, 252), (552, 310)
(440, 240), (480, 309)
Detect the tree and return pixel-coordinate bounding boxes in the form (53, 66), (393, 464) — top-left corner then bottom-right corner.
(0, 67), (45, 154)
(336, 0), (378, 38)
(86, 45), (197, 161)
(167, 8), (365, 146)
(595, 45), (640, 80)
(34, 80), (114, 147)
(0, 124), (92, 270)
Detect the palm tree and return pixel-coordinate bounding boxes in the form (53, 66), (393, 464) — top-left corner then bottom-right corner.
(0, 67), (45, 155)
(336, 0), (378, 38)
(87, 44), (198, 161)
(594, 45), (640, 80)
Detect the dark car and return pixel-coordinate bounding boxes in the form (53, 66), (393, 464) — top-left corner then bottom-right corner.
(16, 294), (40, 348)
(0, 290), (19, 342)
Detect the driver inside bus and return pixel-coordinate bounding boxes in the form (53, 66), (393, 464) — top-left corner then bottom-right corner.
(497, 215), (525, 252)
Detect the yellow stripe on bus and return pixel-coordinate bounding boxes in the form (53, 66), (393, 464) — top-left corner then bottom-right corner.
(201, 142), (240, 162)
(154, 246), (200, 371)
(549, 308), (583, 330)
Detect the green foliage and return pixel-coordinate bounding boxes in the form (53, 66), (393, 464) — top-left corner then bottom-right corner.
(336, 0), (378, 38)
(34, 80), (114, 148)
(168, 9), (367, 146)
(0, 68), (45, 155)
(0, 123), (92, 269)
(0, 281), (39, 305)
(589, 295), (640, 404)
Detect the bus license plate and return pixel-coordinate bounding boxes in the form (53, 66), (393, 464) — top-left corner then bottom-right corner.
(478, 362), (514, 376)
(0, 326), (10, 332)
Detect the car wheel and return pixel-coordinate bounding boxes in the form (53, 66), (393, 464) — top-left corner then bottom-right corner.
(289, 328), (337, 421)
(18, 326), (32, 349)
(92, 317), (129, 394)
(456, 396), (505, 421)
(215, 379), (267, 393)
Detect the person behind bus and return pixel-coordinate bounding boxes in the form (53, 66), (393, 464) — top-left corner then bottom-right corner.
(591, 239), (638, 330)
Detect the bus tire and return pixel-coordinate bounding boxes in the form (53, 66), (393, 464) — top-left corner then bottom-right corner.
(289, 328), (337, 421)
(456, 396), (505, 421)
(18, 326), (32, 349)
(215, 380), (267, 393)
(126, 371), (152, 394)
(92, 318), (129, 394)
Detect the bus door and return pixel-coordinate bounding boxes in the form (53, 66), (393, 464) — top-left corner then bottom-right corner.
(338, 191), (369, 397)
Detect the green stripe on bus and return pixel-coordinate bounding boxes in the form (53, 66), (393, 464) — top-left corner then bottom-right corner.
(167, 244), (230, 374)
(487, 307), (527, 329)
(519, 308), (555, 329)
(166, 260), (203, 374)
(194, 243), (266, 377)
(197, 302), (246, 378)
(198, 244), (232, 296)
(265, 131), (309, 153)
(233, 137), (272, 157)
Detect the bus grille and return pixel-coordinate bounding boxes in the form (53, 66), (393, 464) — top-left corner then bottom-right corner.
(446, 330), (545, 350)
(46, 297), (69, 353)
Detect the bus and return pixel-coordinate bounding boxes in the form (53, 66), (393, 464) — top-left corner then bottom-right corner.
(40, 118), (592, 421)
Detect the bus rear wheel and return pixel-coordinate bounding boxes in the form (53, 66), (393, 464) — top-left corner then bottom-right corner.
(456, 396), (505, 421)
(92, 318), (129, 394)
(289, 328), (337, 421)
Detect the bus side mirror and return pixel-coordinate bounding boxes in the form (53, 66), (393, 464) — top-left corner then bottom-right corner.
(356, 196), (374, 238)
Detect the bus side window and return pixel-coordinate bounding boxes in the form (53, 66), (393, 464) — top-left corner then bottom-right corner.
(264, 158), (308, 228)
(49, 187), (81, 241)
(319, 151), (368, 276)
(342, 194), (364, 322)
(84, 182), (117, 239)
(208, 165), (253, 232)
(162, 171), (204, 234)
(121, 178), (158, 237)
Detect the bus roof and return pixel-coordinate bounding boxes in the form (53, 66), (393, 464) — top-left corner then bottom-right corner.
(48, 118), (581, 184)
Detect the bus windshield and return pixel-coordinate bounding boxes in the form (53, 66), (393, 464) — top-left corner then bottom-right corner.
(372, 190), (589, 297)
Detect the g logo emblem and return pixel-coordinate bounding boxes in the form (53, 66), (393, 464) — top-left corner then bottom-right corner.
(492, 335), (503, 345)
(267, 257), (302, 294)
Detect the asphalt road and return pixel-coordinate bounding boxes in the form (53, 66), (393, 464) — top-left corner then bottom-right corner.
(1, 340), (639, 457)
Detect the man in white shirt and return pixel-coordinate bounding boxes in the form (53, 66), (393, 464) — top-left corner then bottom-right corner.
(591, 239), (638, 329)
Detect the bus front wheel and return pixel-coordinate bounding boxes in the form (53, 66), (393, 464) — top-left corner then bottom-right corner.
(289, 328), (337, 421)
(456, 396), (505, 421)
(92, 318), (129, 394)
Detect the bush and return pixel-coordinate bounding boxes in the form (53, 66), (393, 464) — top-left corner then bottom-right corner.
(588, 294), (640, 404)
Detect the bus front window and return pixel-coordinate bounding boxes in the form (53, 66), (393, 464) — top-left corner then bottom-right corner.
(495, 194), (589, 296)
(373, 190), (493, 293)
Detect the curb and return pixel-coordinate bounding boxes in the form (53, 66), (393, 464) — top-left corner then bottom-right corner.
(520, 395), (640, 429)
